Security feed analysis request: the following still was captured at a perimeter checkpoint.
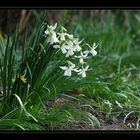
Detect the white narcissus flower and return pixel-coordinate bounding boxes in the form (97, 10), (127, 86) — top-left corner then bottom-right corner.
(86, 43), (98, 56)
(47, 32), (59, 44)
(66, 34), (74, 40)
(53, 44), (70, 54)
(78, 65), (89, 77)
(44, 30), (49, 35)
(65, 47), (75, 57)
(75, 51), (88, 64)
(58, 32), (67, 41)
(64, 39), (81, 57)
(45, 23), (57, 35)
(60, 33), (65, 41)
(90, 48), (97, 56)
(89, 43), (98, 56)
(73, 38), (82, 52)
(83, 50), (90, 55)
(61, 45), (70, 54)
(45, 23), (59, 44)
(58, 32), (73, 42)
(67, 40), (73, 46)
(53, 44), (60, 49)
(59, 61), (78, 76)
(63, 41), (75, 57)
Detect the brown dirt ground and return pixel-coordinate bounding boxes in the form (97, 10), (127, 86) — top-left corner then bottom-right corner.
(63, 121), (134, 131)
(54, 95), (136, 131)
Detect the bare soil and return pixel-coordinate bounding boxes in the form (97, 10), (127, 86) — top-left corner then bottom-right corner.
(54, 95), (136, 131)
(63, 121), (134, 131)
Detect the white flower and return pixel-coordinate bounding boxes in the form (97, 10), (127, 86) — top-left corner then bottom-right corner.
(74, 45), (82, 52)
(45, 23), (59, 44)
(60, 33), (66, 41)
(53, 44), (60, 49)
(53, 41), (77, 57)
(59, 61), (78, 76)
(90, 48), (97, 56)
(73, 38), (82, 52)
(83, 50), (90, 55)
(65, 48), (75, 57)
(47, 32), (59, 44)
(86, 43), (98, 56)
(64, 39), (82, 57)
(45, 23), (57, 35)
(89, 43), (98, 56)
(64, 41), (75, 57)
(58, 32), (67, 41)
(78, 65), (89, 77)
(53, 44), (69, 54)
(66, 34), (74, 40)
(75, 51), (88, 64)
(67, 40), (73, 46)
(58, 33), (73, 41)
(61, 45), (69, 54)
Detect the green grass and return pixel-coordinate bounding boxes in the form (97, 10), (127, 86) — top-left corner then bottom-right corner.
(71, 13), (140, 130)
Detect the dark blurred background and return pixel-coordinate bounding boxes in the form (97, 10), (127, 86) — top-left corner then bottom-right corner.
(0, 10), (140, 34)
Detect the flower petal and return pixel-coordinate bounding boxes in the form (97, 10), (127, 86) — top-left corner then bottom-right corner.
(59, 66), (68, 70)
(64, 69), (71, 76)
(90, 49), (97, 56)
(53, 45), (60, 49)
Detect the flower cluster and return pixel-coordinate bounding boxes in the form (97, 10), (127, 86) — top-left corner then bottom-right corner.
(44, 23), (98, 78)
